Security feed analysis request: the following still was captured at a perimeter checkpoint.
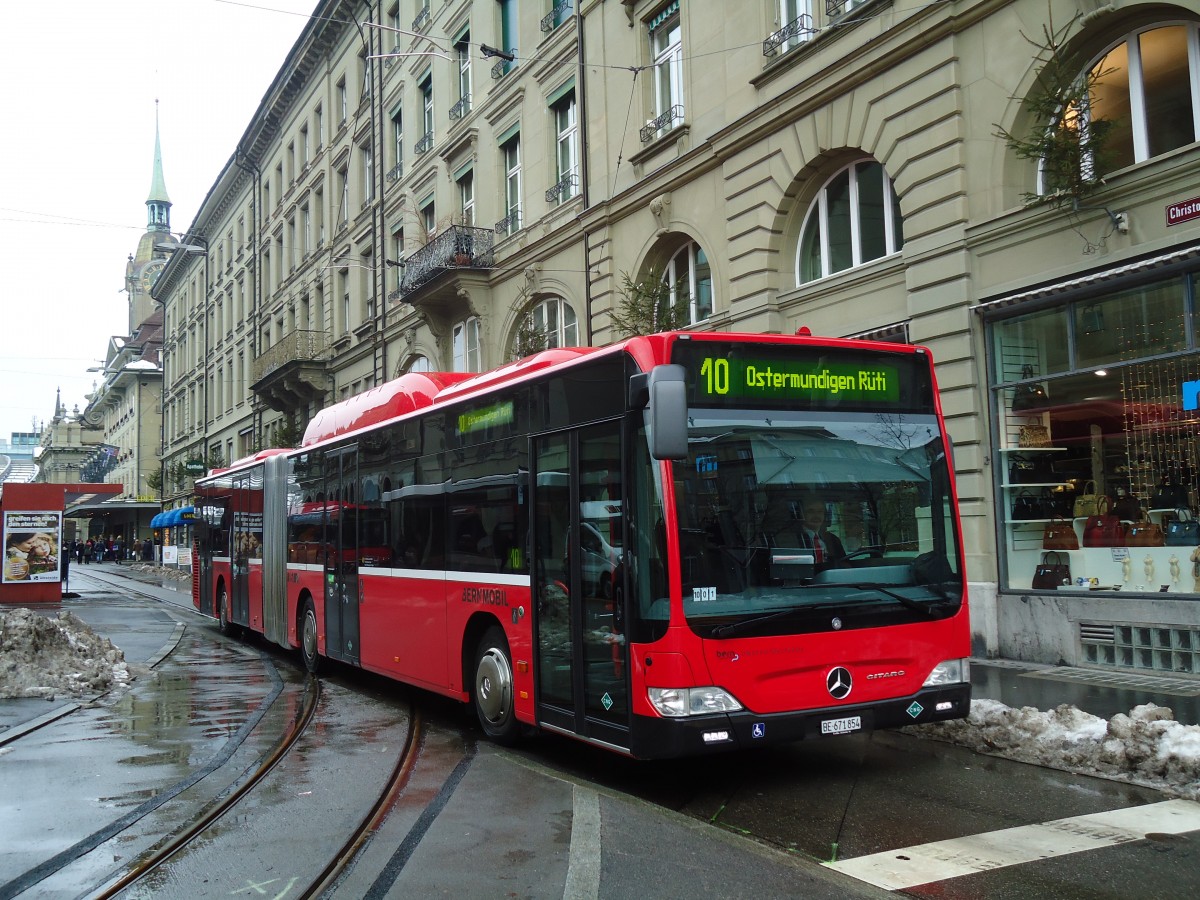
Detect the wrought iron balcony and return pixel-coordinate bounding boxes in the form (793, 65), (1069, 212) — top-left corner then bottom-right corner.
(387, 162), (403, 184)
(640, 105), (684, 143)
(412, 4), (430, 31)
(384, 44), (401, 69)
(826, 0), (866, 18)
(545, 173), (578, 204)
(495, 210), (520, 236)
(449, 94), (471, 121)
(414, 131), (434, 155)
(491, 52), (518, 80)
(251, 330), (333, 413)
(541, 0), (572, 32)
(400, 226), (495, 296)
(763, 15), (812, 56)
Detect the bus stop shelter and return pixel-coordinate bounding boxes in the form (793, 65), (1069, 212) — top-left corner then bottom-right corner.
(1, 482), (121, 604)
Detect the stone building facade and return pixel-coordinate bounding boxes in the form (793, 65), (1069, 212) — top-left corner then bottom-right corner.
(154, 0), (1200, 669)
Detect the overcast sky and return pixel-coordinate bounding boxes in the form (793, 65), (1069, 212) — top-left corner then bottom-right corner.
(0, 0), (318, 446)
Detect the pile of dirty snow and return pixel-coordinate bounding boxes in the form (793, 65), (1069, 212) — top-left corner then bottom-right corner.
(126, 563), (190, 581)
(0, 608), (130, 700)
(910, 699), (1200, 799)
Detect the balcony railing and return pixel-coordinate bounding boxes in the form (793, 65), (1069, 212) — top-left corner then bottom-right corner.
(495, 210), (520, 236)
(412, 5), (430, 31)
(541, 0), (572, 32)
(449, 94), (471, 121)
(491, 52), (518, 80)
(414, 131), (434, 155)
(400, 226), (496, 296)
(826, 0), (867, 18)
(384, 44), (401, 69)
(387, 162), (403, 184)
(545, 173), (578, 204)
(763, 15), (812, 56)
(253, 329), (332, 383)
(640, 104), (684, 143)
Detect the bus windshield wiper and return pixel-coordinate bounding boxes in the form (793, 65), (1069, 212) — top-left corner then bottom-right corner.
(711, 607), (805, 639)
(840, 583), (943, 617)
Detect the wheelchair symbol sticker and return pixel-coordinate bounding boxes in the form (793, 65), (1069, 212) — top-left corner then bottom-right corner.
(752, 722), (766, 739)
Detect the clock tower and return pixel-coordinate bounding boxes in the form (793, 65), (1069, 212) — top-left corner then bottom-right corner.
(126, 102), (176, 333)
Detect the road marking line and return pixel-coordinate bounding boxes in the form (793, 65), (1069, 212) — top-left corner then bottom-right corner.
(825, 799), (1200, 890)
(564, 785), (601, 900)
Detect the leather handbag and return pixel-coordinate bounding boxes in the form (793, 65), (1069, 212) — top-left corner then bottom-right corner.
(1011, 490), (1044, 521)
(1042, 518), (1079, 550)
(1018, 421), (1051, 448)
(1150, 478), (1190, 511)
(1082, 499), (1123, 547)
(1011, 364), (1049, 412)
(1125, 522), (1165, 547)
(1032, 551), (1071, 589)
(1008, 454), (1055, 485)
(1072, 481), (1102, 518)
(1112, 493), (1142, 522)
(1164, 510), (1200, 546)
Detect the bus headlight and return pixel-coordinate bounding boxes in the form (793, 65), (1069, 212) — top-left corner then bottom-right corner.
(647, 687), (744, 718)
(922, 658), (970, 687)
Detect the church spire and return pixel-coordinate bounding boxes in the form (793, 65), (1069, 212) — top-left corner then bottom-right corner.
(146, 100), (171, 233)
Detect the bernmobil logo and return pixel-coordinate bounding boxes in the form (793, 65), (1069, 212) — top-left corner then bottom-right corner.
(462, 586), (508, 607)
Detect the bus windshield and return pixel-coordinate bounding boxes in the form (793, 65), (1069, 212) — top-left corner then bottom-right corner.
(671, 408), (963, 637)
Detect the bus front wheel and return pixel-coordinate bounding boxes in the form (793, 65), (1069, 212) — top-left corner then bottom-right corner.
(473, 626), (518, 744)
(300, 598), (321, 675)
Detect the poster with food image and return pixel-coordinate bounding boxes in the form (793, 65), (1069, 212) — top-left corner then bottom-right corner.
(3, 511), (63, 583)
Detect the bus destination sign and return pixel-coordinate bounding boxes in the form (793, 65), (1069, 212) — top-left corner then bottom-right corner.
(673, 341), (929, 412)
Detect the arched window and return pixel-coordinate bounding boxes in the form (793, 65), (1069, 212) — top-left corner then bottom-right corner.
(404, 355), (430, 373)
(666, 241), (713, 324)
(531, 296), (578, 348)
(1073, 23), (1200, 177)
(797, 159), (903, 284)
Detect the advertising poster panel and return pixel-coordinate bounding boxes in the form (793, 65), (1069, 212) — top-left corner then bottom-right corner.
(3, 511), (64, 583)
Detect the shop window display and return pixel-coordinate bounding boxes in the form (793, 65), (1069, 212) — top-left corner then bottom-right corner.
(991, 274), (1199, 594)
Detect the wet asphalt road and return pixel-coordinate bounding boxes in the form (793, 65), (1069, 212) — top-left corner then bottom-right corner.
(1, 564), (1198, 898)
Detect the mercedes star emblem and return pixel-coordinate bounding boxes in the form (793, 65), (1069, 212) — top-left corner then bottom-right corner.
(826, 666), (852, 700)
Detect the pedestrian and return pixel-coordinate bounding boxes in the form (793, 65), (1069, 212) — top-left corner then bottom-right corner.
(142, 537), (154, 562)
(75, 539), (84, 564)
(84, 538), (93, 564)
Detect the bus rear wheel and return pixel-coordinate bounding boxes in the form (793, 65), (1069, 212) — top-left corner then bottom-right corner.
(217, 585), (236, 637)
(300, 598), (321, 675)
(473, 626), (518, 745)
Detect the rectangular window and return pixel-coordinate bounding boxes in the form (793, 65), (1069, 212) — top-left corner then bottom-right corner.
(315, 104), (324, 148)
(392, 109), (404, 169)
(338, 167), (349, 226)
(300, 125), (309, 166)
(554, 93), (578, 201)
(504, 136), (521, 225)
(453, 317), (481, 372)
(338, 78), (348, 123)
(362, 143), (375, 205)
(302, 205), (312, 256)
(459, 171), (475, 225)
(421, 73), (434, 140)
(457, 32), (472, 105)
(651, 13), (683, 121)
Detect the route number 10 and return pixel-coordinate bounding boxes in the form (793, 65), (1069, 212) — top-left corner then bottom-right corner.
(700, 357), (730, 395)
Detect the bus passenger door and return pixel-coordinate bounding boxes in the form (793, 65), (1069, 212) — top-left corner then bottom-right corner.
(533, 421), (630, 748)
(323, 445), (361, 664)
(230, 472), (261, 627)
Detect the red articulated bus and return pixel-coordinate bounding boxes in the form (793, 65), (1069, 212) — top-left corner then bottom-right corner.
(193, 331), (970, 759)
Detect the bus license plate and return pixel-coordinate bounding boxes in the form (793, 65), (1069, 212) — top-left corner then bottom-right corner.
(820, 715), (862, 735)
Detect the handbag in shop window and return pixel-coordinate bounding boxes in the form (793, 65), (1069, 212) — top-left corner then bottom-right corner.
(1072, 481), (1103, 518)
(1124, 521), (1165, 547)
(1082, 498), (1123, 547)
(1017, 420), (1051, 448)
(1032, 551), (1071, 589)
(1042, 517), (1079, 550)
(1164, 509), (1200, 546)
(1011, 364), (1049, 412)
(1011, 490), (1044, 520)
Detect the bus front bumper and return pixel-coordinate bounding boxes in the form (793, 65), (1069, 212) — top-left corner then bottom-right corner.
(629, 682), (971, 759)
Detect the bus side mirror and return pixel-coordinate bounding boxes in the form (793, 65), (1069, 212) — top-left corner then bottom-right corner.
(646, 364), (688, 460)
